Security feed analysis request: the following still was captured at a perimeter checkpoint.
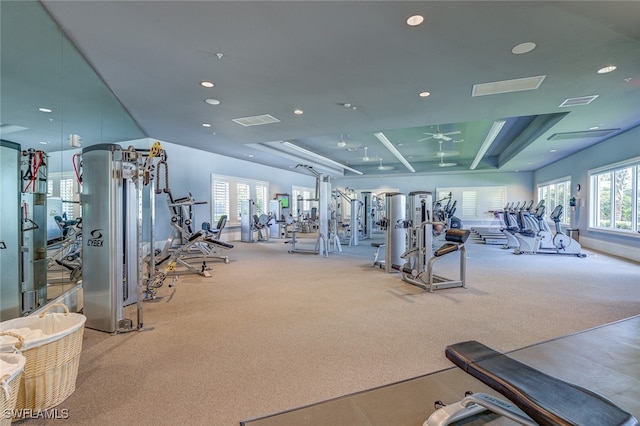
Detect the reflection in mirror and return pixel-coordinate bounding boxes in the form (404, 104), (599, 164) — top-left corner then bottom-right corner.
(0, 0), (145, 318)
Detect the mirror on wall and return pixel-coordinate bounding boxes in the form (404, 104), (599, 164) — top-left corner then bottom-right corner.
(0, 0), (145, 311)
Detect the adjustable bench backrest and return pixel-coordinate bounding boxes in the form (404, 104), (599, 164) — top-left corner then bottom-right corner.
(446, 340), (638, 426)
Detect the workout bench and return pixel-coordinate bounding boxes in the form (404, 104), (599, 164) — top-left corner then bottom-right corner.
(425, 340), (638, 426)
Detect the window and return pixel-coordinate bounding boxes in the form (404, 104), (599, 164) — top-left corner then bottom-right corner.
(436, 186), (506, 222)
(236, 182), (250, 222)
(292, 185), (315, 218)
(212, 180), (229, 221)
(537, 177), (571, 224)
(590, 157), (640, 233)
(60, 178), (75, 220)
(211, 174), (269, 226)
(47, 172), (81, 220)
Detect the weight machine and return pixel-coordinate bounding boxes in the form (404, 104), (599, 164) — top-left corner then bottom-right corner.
(285, 165), (340, 256)
(333, 188), (363, 246)
(241, 199), (273, 242)
(372, 192), (407, 272)
(392, 191), (470, 292)
(81, 142), (166, 333)
(153, 190), (232, 277)
(1, 143), (48, 319)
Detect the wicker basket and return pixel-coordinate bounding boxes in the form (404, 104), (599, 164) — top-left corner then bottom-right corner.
(0, 303), (85, 418)
(0, 353), (26, 426)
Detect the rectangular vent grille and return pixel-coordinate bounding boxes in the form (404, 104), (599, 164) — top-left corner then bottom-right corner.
(232, 114), (280, 127)
(0, 123), (29, 134)
(558, 95), (599, 107)
(547, 128), (618, 140)
(472, 75), (546, 97)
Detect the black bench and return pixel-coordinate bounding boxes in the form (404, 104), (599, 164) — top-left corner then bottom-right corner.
(444, 340), (638, 426)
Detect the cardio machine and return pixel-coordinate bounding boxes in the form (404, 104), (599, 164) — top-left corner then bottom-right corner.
(514, 205), (585, 257)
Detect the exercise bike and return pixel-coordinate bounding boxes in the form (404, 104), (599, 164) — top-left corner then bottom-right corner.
(514, 205), (586, 257)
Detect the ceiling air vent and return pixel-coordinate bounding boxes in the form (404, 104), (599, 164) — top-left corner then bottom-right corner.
(472, 75), (546, 97)
(547, 128), (619, 140)
(232, 114), (280, 127)
(558, 95), (599, 107)
(0, 123), (29, 134)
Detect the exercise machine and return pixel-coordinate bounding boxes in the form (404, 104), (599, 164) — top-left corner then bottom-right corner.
(285, 165), (340, 256)
(514, 204), (585, 257)
(392, 192), (470, 292)
(82, 142), (166, 333)
(372, 192), (407, 272)
(433, 192), (463, 233)
(19, 148), (49, 313)
(1, 141), (26, 320)
(241, 199), (273, 242)
(424, 340), (638, 425)
(1, 142), (82, 321)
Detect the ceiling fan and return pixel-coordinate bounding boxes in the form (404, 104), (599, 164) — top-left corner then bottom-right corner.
(333, 134), (362, 150)
(377, 159), (393, 171)
(436, 141), (457, 167)
(419, 125), (462, 142)
(434, 140), (459, 158)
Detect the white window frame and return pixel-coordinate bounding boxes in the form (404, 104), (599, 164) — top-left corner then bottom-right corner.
(588, 156), (640, 236)
(211, 174), (269, 227)
(436, 186), (507, 223)
(291, 185), (315, 219)
(537, 176), (571, 225)
(47, 171), (81, 220)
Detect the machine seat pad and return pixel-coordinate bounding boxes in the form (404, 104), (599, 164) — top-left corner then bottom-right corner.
(371, 242), (385, 248)
(444, 228), (470, 243)
(445, 340), (639, 426)
(188, 230), (205, 242)
(203, 237), (234, 249)
(434, 243), (459, 257)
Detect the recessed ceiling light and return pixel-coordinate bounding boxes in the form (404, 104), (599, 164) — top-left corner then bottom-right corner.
(39, 141), (48, 145)
(202, 123), (212, 128)
(293, 108), (303, 115)
(589, 126), (599, 130)
(550, 149), (557, 152)
(200, 81), (215, 88)
(38, 107), (52, 113)
(406, 14), (424, 26)
(205, 98), (221, 105)
(512, 42), (536, 55)
(419, 91), (431, 97)
(597, 65), (617, 74)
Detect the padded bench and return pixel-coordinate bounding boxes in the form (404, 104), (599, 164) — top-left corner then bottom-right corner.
(442, 340), (638, 426)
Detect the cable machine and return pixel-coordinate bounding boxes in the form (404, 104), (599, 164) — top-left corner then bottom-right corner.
(81, 142), (165, 333)
(373, 192), (407, 272)
(1, 141), (22, 321)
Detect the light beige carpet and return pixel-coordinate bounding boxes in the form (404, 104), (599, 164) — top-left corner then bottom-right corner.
(31, 235), (640, 425)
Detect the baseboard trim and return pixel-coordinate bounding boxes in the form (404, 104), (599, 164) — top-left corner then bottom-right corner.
(580, 236), (640, 262)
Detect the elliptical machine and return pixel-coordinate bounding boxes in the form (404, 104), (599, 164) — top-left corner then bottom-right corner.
(514, 205), (585, 257)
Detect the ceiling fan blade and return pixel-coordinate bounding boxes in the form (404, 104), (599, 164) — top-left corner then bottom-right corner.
(434, 150), (460, 158)
(440, 135), (452, 141)
(443, 130), (462, 136)
(418, 136), (434, 142)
